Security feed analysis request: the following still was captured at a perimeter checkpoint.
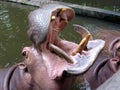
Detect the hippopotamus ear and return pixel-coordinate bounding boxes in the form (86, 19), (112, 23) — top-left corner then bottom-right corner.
(18, 63), (32, 85)
(109, 37), (120, 58)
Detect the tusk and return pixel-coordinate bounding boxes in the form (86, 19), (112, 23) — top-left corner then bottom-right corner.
(73, 24), (93, 40)
(72, 34), (91, 56)
(49, 43), (75, 64)
(60, 8), (68, 24)
(67, 39), (105, 75)
(51, 16), (56, 20)
(59, 8), (67, 15)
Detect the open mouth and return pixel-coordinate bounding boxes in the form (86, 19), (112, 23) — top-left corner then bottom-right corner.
(27, 4), (105, 79)
(41, 6), (105, 79)
(45, 22), (105, 79)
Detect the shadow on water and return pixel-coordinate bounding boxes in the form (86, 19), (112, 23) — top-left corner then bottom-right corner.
(0, 1), (120, 90)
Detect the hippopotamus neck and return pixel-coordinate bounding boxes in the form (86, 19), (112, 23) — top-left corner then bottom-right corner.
(24, 47), (75, 90)
(27, 60), (74, 90)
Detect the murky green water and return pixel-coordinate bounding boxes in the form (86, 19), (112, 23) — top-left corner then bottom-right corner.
(0, 1), (120, 90)
(0, 1), (37, 67)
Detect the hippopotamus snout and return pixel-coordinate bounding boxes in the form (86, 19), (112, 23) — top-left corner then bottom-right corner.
(27, 4), (75, 47)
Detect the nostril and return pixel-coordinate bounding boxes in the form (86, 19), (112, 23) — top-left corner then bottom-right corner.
(112, 59), (118, 62)
(111, 58), (120, 65)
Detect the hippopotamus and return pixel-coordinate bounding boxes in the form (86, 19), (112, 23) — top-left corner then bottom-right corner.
(73, 25), (120, 90)
(0, 4), (105, 90)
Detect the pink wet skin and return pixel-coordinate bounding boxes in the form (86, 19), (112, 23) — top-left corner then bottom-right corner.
(22, 46), (76, 90)
(109, 58), (120, 72)
(39, 8), (78, 79)
(22, 8), (78, 90)
(46, 8), (78, 57)
(47, 9), (75, 45)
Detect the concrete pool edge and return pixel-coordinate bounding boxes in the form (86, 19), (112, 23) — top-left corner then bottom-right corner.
(8, 0), (120, 24)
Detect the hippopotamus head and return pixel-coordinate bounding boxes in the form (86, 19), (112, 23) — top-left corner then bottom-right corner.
(21, 4), (105, 90)
(109, 37), (120, 59)
(83, 30), (120, 90)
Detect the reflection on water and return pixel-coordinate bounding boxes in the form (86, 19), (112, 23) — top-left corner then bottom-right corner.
(0, 1), (120, 90)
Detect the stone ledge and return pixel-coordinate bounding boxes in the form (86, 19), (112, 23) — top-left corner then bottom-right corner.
(68, 4), (120, 24)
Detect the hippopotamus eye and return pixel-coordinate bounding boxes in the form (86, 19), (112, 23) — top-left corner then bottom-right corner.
(22, 51), (27, 56)
(22, 50), (29, 58)
(22, 47), (30, 58)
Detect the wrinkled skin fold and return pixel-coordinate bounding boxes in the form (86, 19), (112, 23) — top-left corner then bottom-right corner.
(0, 4), (105, 90)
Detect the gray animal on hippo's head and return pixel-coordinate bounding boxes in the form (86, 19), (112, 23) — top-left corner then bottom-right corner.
(27, 4), (74, 47)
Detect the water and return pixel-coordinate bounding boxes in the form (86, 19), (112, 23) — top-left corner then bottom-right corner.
(0, 1), (37, 67)
(0, 1), (120, 90)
